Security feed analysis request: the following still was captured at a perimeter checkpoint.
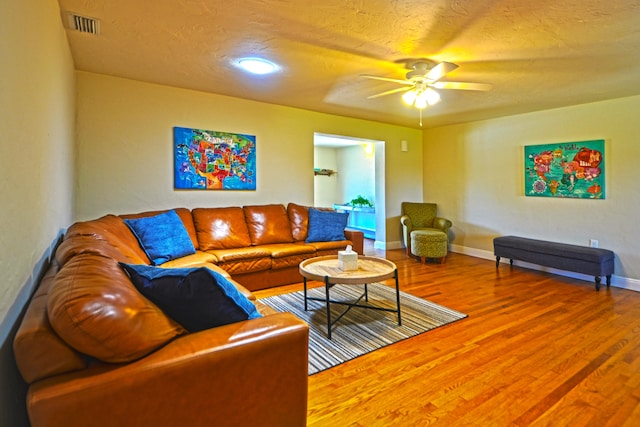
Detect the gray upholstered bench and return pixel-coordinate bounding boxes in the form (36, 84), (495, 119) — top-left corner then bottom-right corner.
(493, 236), (614, 291)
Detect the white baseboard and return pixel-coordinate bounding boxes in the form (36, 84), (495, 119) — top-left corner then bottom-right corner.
(449, 244), (640, 293)
(374, 240), (404, 250)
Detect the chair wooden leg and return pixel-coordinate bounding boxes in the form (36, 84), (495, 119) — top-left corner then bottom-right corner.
(441, 256), (446, 264)
(421, 256), (426, 264)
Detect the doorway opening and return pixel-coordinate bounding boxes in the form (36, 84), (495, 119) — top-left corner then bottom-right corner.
(313, 133), (386, 248)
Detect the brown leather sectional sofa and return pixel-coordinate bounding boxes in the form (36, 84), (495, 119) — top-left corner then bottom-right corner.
(13, 203), (364, 427)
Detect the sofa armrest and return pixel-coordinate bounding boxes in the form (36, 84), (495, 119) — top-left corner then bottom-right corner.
(344, 229), (364, 254)
(27, 313), (309, 427)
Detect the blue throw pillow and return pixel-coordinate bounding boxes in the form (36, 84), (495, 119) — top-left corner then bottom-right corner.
(119, 263), (261, 332)
(124, 210), (196, 265)
(305, 208), (349, 243)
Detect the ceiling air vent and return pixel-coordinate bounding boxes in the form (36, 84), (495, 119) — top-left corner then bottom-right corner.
(67, 13), (100, 35)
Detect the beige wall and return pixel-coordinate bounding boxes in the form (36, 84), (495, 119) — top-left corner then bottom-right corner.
(75, 72), (423, 245)
(339, 144), (376, 206)
(0, 0), (76, 425)
(313, 146), (339, 207)
(423, 95), (640, 287)
(0, 0), (75, 340)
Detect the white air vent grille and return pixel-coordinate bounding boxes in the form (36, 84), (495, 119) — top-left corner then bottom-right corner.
(67, 13), (100, 35)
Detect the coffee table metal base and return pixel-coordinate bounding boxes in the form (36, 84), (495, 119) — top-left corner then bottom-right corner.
(303, 271), (401, 340)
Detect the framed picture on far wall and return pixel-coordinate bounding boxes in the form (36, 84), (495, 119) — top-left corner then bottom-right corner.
(173, 126), (256, 190)
(524, 139), (605, 199)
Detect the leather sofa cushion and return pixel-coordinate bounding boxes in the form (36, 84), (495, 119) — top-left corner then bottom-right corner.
(206, 246), (272, 262)
(64, 215), (150, 264)
(271, 254), (314, 269)
(193, 207), (252, 250)
(308, 239), (354, 254)
(215, 257), (272, 275)
(55, 235), (136, 267)
(257, 243), (316, 258)
(48, 254), (185, 363)
(287, 203), (309, 242)
(159, 251), (217, 268)
(244, 204), (294, 245)
(254, 299), (278, 316)
(13, 266), (87, 384)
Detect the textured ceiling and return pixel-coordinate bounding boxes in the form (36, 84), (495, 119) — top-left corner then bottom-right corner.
(57, 0), (640, 129)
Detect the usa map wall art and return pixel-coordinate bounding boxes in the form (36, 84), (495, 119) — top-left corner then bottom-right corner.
(524, 140), (605, 199)
(174, 126), (256, 190)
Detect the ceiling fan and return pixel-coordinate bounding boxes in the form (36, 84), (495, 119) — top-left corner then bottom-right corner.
(361, 60), (491, 125)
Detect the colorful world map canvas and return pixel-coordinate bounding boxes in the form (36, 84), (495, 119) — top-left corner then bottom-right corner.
(174, 127), (256, 190)
(524, 139), (605, 199)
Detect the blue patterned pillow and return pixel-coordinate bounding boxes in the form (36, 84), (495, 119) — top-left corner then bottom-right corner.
(124, 210), (196, 265)
(120, 263), (261, 332)
(305, 208), (349, 243)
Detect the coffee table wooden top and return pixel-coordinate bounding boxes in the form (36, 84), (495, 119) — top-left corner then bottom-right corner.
(299, 255), (397, 284)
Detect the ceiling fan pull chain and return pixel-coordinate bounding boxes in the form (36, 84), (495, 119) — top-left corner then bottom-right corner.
(419, 109), (423, 127)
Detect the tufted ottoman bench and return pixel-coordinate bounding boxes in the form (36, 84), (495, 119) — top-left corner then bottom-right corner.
(410, 230), (448, 264)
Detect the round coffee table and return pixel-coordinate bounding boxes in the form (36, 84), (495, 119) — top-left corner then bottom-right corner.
(299, 255), (401, 339)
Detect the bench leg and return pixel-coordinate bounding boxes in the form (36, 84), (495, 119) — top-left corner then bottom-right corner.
(496, 256), (514, 267)
(595, 275), (612, 291)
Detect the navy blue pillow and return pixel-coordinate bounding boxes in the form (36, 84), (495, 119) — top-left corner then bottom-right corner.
(305, 208), (349, 243)
(120, 263), (261, 332)
(124, 210), (196, 265)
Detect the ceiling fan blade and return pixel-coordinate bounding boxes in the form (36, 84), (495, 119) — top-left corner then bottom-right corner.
(431, 81), (492, 91)
(360, 74), (414, 85)
(367, 86), (412, 99)
(426, 61), (459, 81)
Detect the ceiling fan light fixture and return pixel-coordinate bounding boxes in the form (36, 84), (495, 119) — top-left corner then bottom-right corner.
(414, 97), (428, 109)
(424, 88), (441, 105)
(402, 90), (418, 105)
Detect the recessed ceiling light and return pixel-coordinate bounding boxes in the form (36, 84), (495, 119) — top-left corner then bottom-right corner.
(236, 58), (279, 75)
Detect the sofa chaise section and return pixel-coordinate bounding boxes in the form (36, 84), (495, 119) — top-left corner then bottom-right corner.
(15, 252), (309, 427)
(24, 299), (308, 427)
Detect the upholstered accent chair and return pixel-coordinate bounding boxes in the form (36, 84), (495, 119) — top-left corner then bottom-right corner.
(400, 202), (453, 256)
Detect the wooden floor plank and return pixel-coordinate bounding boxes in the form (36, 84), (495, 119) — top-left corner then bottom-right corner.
(254, 245), (640, 425)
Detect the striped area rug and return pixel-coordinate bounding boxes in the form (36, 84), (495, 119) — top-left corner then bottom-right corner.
(259, 283), (467, 375)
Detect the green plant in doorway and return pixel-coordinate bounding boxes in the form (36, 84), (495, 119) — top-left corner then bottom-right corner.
(349, 195), (373, 208)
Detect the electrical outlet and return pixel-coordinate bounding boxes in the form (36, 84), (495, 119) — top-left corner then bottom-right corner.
(589, 239), (599, 248)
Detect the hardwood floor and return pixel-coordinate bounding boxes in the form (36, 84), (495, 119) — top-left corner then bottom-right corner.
(254, 243), (640, 426)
